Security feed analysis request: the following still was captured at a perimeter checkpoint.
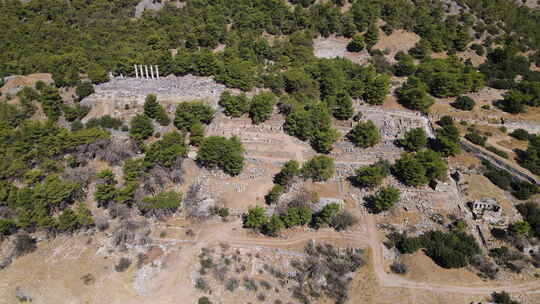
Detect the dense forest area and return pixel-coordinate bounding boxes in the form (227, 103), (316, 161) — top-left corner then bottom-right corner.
(1, 0), (540, 250)
(1, 0), (540, 84)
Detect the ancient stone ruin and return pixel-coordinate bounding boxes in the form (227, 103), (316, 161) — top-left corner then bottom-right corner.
(469, 198), (502, 224)
(80, 75), (227, 122)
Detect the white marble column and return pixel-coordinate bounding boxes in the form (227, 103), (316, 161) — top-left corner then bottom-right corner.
(144, 65), (149, 79)
(150, 65), (155, 79)
(134, 65), (139, 78)
(155, 65), (160, 79)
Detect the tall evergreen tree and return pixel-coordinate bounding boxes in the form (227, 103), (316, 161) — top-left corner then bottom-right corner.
(144, 94), (159, 119)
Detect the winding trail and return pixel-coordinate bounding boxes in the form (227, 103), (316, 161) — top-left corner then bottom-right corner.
(199, 215), (540, 296)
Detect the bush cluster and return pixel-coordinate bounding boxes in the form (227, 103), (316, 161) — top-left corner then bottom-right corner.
(365, 186), (401, 213)
(388, 230), (481, 269)
(244, 202), (357, 236)
(518, 134), (540, 176)
(451, 96), (475, 111)
(138, 191), (183, 217)
(144, 94), (170, 126)
(483, 163), (538, 200)
(290, 243), (365, 304)
(431, 117), (461, 157)
(392, 150), (448, 187)
(516, 202), (540, 238)
(86, 115), (123, 130)
(397, 128), (428, 152)
(264, 157), (333, 205)
(197, 136), (245, 176)
(346, 121), (380, 148)
(465, 132), (487, 146)
(510, 129), (532, 141)
(349, 160), (390, 189)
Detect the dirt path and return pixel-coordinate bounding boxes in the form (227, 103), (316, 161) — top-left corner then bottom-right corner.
(197, 216), (540, 296)
(364, 215), (540, 295)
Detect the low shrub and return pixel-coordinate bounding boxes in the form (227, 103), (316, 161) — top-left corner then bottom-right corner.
(486, 146), (509, 158)
(387, 230), (480, 268)
(13, 234), (37, 257)
(115, 257), (132, 272)
(510, 128), (531, 141)
(465, 132), (487, 146)
(225, 278), (239, 292)
(390, 261), (408, 274)
(451, 96), (475, 111)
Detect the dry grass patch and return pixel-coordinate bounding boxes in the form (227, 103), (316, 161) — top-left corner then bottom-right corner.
(463, 174), (515, 216)
(400, 251), (484, 285)
(372, 29), (420, 62)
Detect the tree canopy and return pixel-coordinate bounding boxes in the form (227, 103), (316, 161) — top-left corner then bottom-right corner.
(349, 160), (390, 188)
(301, 155), (335, 182)
(393, 150), (447, 187)
(346, 121), (380, 148)
(274, 160), (301, 187)
(144, 131), (187, 168)
(249, 92), (276, 124)
(451, 96), (475, 111)
(366, 186), (401, 213)
(389, 230), (481, 269)
(518, 135), (540, 177)
(174, 101), (215, 131)
(397, 128), (428, 152)
(415, 56), (484, 98)
(347, 35), (365, 52)
(130, 114), (154, 142)
(144, 94), (170, 126)
(138, 190), (183, 217)
(197, 136), (245, 176)
(219, 91), (250, 118)
(243, 206), (268, 229)
(396, 76), (435, 112)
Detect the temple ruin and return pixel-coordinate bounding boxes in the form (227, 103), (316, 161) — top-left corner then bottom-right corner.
(134, 64), (160, 80)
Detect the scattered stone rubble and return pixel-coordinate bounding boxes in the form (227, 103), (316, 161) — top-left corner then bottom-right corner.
(80, 75), (226, 121)
(357, 105), (435, 137)
(469, 198), (503, 224)
(312, 198), (345, 213)
(515, 238), (540, 256)
(15, 287), (32, 302)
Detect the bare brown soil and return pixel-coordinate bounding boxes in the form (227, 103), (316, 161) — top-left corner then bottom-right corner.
(463, 174), (515, 217)
(458, 49), (486, 67)
(429, 87), (540, 126)
(0, 73), (53, 96)
(401, 251), (483, 284)
(372, 30), (421, 63)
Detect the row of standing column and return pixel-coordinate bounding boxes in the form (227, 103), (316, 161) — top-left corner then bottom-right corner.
(134, 65), (160, 80)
